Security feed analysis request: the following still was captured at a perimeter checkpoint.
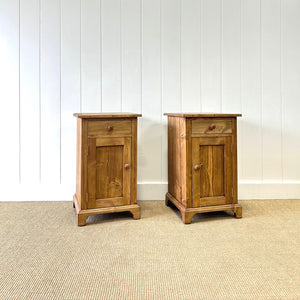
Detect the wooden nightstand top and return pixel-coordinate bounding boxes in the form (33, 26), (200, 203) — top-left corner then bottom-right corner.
(73, 112), (142, 119)
(164, 113), (242, 118)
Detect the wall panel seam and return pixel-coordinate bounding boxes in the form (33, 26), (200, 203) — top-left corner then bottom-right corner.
(80, 0), (82, 113)
(140, 0), (143, 183)
(39, 0), (42, 183)
(280, 0), (284, 182)
(179, 0), (182, 111)
(19, 0), (21, 183)
(220, 0), (223, 112)
(240, 0), (243, 114)
(100, 0), (103, 112)
(260, 0), (263, 183)
(60, 0), (62, 183)
(199, 0), (202, 111)
(200, 0), (203, 111)
(120, 0), (123, 111)
(160, 0), (163, 183)
(140, 0), (143, 116)
(239, 0), (243, 180)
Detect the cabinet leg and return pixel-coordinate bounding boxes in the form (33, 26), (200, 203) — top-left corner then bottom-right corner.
(165, 194), (170, 206)
(182, 212), (195, 224)
(234, 206), (242, 218)
(77, 214), (87, 226)
(131, 207), (141, 220)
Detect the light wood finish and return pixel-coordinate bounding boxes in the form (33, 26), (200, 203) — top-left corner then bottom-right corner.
(75, 118), (82, 210)
(166, 193), (242, 224)
(131, 118), (138, 205)
(73, 194), (140, 226)
(73, 112), (142, 119)
(73, 113), (141, 226)
(165, 113), (242, 224)
(164, 113), (242, 118)
(191, 136), (232, 207)
(231, 117), (238, 204)
(75, 118), (88, 210)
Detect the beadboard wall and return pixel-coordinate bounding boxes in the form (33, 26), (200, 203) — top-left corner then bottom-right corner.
(0, 0), (300, 201)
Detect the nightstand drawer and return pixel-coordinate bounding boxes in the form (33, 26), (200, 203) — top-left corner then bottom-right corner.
(191, 118), (232, 134)
(88, 120), (132, 137)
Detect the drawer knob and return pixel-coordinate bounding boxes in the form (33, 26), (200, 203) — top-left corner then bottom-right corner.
(209, 124), (216, 130)
(107, 125), (114, 131)
(194, 164), (202, 170)
(124, 164), (130, 170)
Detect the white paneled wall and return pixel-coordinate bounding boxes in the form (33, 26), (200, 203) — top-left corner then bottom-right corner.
(1, 0), (300, 201)
(0, 0), (19, 186)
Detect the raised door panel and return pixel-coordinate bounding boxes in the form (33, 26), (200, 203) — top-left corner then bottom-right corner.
(96, 145), (124, 199)
(88, 137), (131, 208)
(192, 137), (232, 207)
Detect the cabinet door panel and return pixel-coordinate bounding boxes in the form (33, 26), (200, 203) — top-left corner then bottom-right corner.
(96, 145), (123, 199)
(199, 144), (224, 197)
(192, 137), (232, 207)
(88, 137), (131, 208)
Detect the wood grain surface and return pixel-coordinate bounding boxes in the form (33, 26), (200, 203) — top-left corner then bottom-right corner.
(166, 114), (241, 223)
(74, 116), (141, 225)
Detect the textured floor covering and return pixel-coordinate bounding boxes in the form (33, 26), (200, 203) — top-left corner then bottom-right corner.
(0, 200), (299, 300)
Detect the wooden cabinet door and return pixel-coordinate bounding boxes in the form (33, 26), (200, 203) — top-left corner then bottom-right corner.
(87, 137), (131, 208)
(191, 137), (232, 207)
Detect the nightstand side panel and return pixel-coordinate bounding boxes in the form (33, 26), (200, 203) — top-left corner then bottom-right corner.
(168, 117), (183, 204)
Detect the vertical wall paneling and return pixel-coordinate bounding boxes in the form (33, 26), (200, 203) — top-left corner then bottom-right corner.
(282, 0), (300, 181)
(221, 0), (242, 182)
(20, 0), (40, 183)
(201, 0), (221, 112)
(138, 0), (143, 184)
(40, 0), (61, 183)
(81, 0), (101, 112)
(61, 0), (81, 184)
(0, 0), (19, 185)
(161, 0), (181, 112)
(121, 0), (141, 113)
(261, 0), (282, 182)
(161, 0), (181, 182)
(222, 0), (241, 113)
(1, 0), (300, 200)
(240, 0), (262, 182)
(181, 0), (201, 112)
(140, 0), (162, 182)
(101, 0), (121, 112)
(121, 0), (142, 183)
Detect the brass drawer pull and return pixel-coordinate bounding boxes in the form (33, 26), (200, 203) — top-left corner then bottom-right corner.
(107, 125), (114, 131)
(209, 124), (216, 130)
(194, 164), (202, 170)
(124, 164), (130, 169)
